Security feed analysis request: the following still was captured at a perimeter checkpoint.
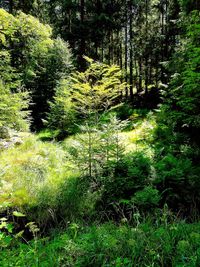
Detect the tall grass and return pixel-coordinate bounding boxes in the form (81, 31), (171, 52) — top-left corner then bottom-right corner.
(0, 135), (82, 226)
(1, 221), (200, 266)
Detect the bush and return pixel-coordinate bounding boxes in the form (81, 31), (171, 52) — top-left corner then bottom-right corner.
(97, 151), (152, 217)
(154, 154), (200, 214)
(103, 151), (151, 199)
(132, 186), (161, 209)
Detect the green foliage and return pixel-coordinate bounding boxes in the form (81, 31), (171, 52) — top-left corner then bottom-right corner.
(45, 79), (77, 137)
(47, 59), (127, 184)
(0, 209), (38, 249)
(1, 221), (200, 266)
(36, 128), (60, 141)
(71, 57), (125, 118)
(99, 115), (128, 166)
(0, 81), (29, 133)
(132, 186), (161, 209)
(154, 154), (200, 212)
(47, 57), (125, 135)
(114, 103), (149, 123)
(64, 114), (127, 182)
(158, 11), (200, 146)
(0, 51), (19, 88)
(0, 8), (72, 129)
(110, 151), (151, 196)
(154, 10), (200, 214)
(1, 3), (200, 266)
(98, 151), (152, 217)
(0, 217), (13, 248)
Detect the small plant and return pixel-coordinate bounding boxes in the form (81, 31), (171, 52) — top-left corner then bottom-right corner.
(0, 217), (13, 248)
(68, 114), (127, 183)
(0, 210), (26, 249)
(69, 223), (80, 239)
(96, 151), (152, 219)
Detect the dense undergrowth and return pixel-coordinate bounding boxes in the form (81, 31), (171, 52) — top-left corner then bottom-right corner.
(0, 110), (156, 226)
(1, 221), (200, 266)
(1, 110), (200, 266)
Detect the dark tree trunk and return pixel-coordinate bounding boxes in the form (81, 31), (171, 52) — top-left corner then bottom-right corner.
(160, 0), (165, 82)
(125, 1), (128, 98)
(101, 40), (104, 62)
(145, 0), (148, 95)
(119, 38), (123, 69)
(9, 0), (13, 13)
(78, 0), (86, 70)
(139, 57), (142, 92)
(129, 0), (133, 101)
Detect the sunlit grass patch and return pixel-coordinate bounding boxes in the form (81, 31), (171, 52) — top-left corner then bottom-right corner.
(0, 134), (78, 209)
(36, 128), (60, 141)
(119, 113), (157, 156)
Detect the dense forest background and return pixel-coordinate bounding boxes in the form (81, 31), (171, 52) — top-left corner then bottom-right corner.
(0, 0), (200, 266)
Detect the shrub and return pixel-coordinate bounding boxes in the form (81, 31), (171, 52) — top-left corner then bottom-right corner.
(64, 114), (127, 182)
(97, 151), (152, 217)
(132, 186), (161, 209)
(154, 154), (200, 213)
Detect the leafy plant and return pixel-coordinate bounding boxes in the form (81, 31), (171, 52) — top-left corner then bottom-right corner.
(97, 151), (152, 218)
(0, 81), (30, 133)
(132, 186), (161, 209)
(154, 154), (200, 213)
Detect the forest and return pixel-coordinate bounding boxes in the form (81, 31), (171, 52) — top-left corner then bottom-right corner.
(0, 0), (200, 266)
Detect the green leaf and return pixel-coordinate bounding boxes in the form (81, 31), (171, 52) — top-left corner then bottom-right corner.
(15, 230), (24, 238)
(0, 218), (7, 221)
(13, 211), (26, 217)
(6, 223), (13, 233)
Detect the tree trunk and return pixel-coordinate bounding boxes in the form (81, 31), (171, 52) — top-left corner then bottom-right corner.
(129, 0), (133, 101)
(125, 9), (128, 98)
(139, 57), (142, 92)
(145, 0), (148, 95)
(101, 40), (104, 62)
(9, 0), (14, 13)
(79, 0), (86, 70)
